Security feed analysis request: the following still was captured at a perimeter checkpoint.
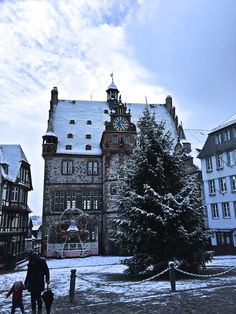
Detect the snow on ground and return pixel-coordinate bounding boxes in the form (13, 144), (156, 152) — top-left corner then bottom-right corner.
(1, 255), (236, 313)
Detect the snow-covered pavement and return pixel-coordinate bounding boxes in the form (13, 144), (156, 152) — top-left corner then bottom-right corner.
(1, 255), (236, 313)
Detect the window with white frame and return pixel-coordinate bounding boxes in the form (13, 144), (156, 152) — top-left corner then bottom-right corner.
(19, 167), (30, 184)
(219, 177), (227, 193)
(2, 184), (9, 202)
(211, 203), (219, 219)
(234, 202), (236, 218)
(87, 161), (98, 175)
(216, 153), (223, 169)
(82, 191), (91, 210)
(93, 190), (99, 210)
(231, 175), (236, 191)
(62, 160), (73, 175)
(223, 129), (230, 141)
(227, 150), (236, 166)
(206, 157), (213, 171)
(233, 127), (236, 138)
(11, 187), (19, 202)
(208, 180), (216, 195)
(222, 202), (231, 218)
(215, 133), (222, 144)
(66, 191), (76, 209)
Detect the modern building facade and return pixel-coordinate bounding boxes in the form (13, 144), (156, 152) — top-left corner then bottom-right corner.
(0, 145), (33, 269)
(198, 114), (236, 254)
(42, 79), (205, 257)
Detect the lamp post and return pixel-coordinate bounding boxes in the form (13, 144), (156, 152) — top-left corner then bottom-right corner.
(10, 237), (16, 269)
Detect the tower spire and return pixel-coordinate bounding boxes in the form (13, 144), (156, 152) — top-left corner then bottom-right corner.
(106, 73), (119, 108)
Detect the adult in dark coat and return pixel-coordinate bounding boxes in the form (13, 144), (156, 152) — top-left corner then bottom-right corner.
(24, 253), (50, 314)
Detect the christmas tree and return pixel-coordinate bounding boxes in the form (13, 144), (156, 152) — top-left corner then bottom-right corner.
(115, 107), (211, 276)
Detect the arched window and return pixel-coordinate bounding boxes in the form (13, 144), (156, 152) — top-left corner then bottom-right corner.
(85, 144), (92, 150)
(67, 133), (73, 138)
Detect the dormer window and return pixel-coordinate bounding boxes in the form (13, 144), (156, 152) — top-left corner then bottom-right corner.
(224, 129), (230, 141)
(215, 133), (222, 144)
(69, 120), (75, 124)
(68, 133), (73, 138)
(86, 134), (91, 139)
(2, 163), (9, 174)
(65, 145), (72, 150)
(104, 109), (109, 114)
(87, 120), (92, 125)
(233, 127), (236, 138)
(85, 144), (91, 150)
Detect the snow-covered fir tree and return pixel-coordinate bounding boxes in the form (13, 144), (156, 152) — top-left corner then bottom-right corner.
(114, 107), (211, 276)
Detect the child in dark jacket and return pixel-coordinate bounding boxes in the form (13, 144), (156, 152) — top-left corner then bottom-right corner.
(7, 281), (26, 314)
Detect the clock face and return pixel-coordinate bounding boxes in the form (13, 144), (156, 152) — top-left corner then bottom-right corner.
(113, 117), (129, 131)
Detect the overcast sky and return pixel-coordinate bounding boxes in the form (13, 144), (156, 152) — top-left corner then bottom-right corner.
(0, 0), (235, 215)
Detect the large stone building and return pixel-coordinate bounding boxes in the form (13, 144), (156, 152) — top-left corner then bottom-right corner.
(0, 145), (33, 269)
(42, 78), (207, 257)
(198, 114), (236, 254)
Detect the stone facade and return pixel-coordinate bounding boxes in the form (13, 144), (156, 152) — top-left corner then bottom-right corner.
(42, 79), (199, 256)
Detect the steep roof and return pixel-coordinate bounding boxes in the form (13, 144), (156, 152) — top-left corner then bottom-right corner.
(183, 129), (209, 168)
(210, 113), (236, 133)
(197, 113), (236, 159)
(51, 100), (178, 155)
(0, 144), (28, 182)
(107, 80), (119, 91)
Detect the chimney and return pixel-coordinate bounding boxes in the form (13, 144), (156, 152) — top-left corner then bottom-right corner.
(165, 95), (172, 112)
(51, 87), (58, 104)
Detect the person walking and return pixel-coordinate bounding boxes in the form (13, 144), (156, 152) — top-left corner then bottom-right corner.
(24, 252), (50, 314)
(6, 280), (26, 314)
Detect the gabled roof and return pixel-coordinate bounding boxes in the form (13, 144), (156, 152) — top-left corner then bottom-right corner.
(210, 113), (236, 133)
(0, 144), (29, 182)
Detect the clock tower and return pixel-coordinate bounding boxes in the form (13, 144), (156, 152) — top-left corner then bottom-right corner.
(101, 78), (137, 254)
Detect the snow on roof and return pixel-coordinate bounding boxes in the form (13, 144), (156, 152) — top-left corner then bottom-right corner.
(107, 80), (119, 90)
(183, 129), (209, 168)
(43, 131), (57, 137)
(32, 224), (41, 231)
(0, 145), (28, 182)
(210, 112), (236, 133)
(52, 100), (177, 155)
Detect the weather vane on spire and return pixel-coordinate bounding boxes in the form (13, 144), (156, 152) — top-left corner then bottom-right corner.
(110, 72), (114, 81)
